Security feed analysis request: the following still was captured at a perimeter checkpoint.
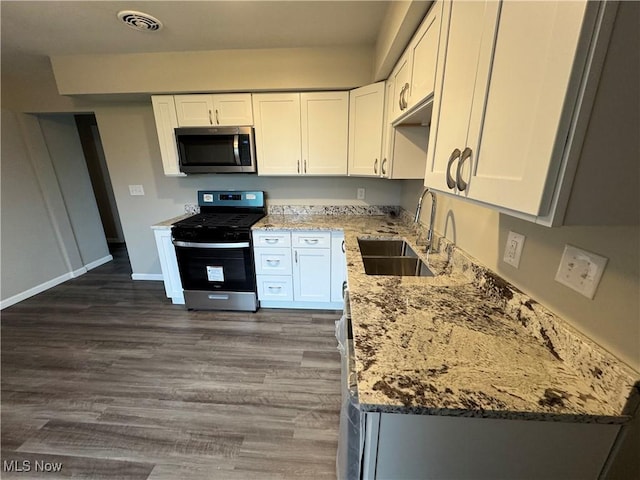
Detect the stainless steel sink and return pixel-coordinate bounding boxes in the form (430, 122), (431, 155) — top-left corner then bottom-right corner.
(361, 256), (434, 277)
(357, 239), (417, 258)
(357, 238), (434, 277)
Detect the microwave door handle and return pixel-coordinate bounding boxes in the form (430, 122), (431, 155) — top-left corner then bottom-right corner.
(233, 134), (241, 166)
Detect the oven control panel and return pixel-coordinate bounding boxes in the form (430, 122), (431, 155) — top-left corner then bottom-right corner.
(198, 190), (264, 208)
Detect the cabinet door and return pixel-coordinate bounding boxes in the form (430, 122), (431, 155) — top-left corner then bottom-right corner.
(174, 95), (214, 126)
(424, 1), (500, 192)
(301, 92), (349, 175)
(467, 1), (589, 215)
(212, 94), (254, 126)
(291, 231), (331, 249)
(151, 96), (185, 177)
(390, 53), (412, 121)
(152, 229), (184, 304)
(409, 1), (443, 107)
(253, 247), (292, 275)
(380, 80), (395, 178)
(252, 230), (292, 248)
(293, 248), (331, 303)
(252, 93), (302, 175)
(256, 275), (294, 302)
(348, 82), (385, 177)
(330, 232), (347, 303)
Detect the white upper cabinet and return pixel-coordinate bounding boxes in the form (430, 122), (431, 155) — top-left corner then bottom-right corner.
(391, 1), (443, 124)
(425, 0), (500, 195)
(301, 92), (349, 175)
(175, 94), (253, 126)
(380, 80), (430, 180)
(253, 92), (349, 176)
(408, 1), (443, 109)
(151, 95), (185, 177)
(467, 1), (589, 215)
(425, 0), (615, 225)
(253, 93), (302, 175)
(389, 53), (411, 121)
(348, 81), (385, 177)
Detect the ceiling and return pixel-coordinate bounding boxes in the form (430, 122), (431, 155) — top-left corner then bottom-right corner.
(1, 1), (390, 76)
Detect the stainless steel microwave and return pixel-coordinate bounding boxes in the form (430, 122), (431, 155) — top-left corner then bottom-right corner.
(175, 126), (257, 174)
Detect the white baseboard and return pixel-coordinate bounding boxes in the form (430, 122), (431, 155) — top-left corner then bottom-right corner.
(70, 267), (88, 278)
(85, 254), (113, 271)
(259, 300), (344, 310)
(1, 272), (73, 310)
(131, 273), (164, 281)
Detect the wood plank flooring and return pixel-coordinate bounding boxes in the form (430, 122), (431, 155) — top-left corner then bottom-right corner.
(1, 245), (342, 479)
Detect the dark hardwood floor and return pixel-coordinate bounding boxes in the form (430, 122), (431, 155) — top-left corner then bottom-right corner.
(1, 245), (342, 479)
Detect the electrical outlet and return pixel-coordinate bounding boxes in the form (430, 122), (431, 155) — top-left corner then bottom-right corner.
(129, 184), (145, 196)
(356, 188), (366, 200)
(555, 245), (608, 299)
(503, 231), (525, 268)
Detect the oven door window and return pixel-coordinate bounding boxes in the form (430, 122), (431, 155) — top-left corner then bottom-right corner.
(175, 245), (255, 291)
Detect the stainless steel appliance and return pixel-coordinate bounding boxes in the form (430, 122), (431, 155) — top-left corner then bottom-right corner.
(175, 126), (257, 174)
(171, 190), (265, 311)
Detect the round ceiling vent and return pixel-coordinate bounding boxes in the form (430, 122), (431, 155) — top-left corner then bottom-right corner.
(117, 10), (163, 32)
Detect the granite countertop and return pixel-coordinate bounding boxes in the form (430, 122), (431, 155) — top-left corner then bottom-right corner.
(150, 214), (193, 229)
(253, 213), (640, 424)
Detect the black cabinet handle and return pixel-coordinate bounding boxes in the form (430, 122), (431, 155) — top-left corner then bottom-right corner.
(446, 148), (461, 190)
(457, 147), (472, 191)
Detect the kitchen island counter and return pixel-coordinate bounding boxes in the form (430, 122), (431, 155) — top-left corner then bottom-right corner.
(253, 213), (639, 424)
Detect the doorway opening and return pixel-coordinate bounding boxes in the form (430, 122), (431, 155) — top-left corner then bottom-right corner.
(74, 114), (125, 248)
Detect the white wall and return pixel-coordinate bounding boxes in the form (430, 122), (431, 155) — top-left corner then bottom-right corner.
(51, 47), (373, 95)
(0, 110), (71, 303)
(38, 114), (110, 265)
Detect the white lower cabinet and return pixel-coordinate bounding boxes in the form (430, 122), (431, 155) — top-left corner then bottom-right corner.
(152, 228), (184, 304)
(330, 232), (346, 302)
(256, 275), (293, 302)
(253, 229), (344, 309)
(361, 412), (619, 480)
(293, 247), (331, 303)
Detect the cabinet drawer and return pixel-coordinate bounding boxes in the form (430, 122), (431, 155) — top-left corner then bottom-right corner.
(254, 247), (292, 275)
(252, 231), (291, 248)
(291, 231), (331, 249)
(256, 275), (294, 301)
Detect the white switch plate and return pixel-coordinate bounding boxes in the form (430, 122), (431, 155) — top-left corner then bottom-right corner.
(555, 244), (608, 299)
(129, 184), (145, 196)
(503, 231), (525, 268)
(356, 188), (366, 200)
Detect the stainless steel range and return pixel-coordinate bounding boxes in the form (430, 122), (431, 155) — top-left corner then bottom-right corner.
(171, 190), (265, 311)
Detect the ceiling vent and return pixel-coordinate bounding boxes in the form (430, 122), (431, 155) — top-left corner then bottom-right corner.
(117, 10), (163, 32)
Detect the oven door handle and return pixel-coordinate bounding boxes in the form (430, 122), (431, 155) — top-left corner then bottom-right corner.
(172, 240), (250, 249)
(233, 134), (241, 166)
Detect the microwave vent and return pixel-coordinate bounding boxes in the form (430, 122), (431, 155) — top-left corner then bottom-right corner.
(117, 10), (163, 32)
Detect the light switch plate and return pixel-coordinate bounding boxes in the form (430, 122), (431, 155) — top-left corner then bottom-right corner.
(503, 231), (525, 268)
(129, 184), (145, 196)
(555, 245), (608, 299)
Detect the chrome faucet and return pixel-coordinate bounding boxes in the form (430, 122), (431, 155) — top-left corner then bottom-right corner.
(414, 187), (437, 253)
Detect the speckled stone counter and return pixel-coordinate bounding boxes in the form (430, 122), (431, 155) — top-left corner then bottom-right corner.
(150, 213), (193, 230)
(253, 213), (640, 424)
